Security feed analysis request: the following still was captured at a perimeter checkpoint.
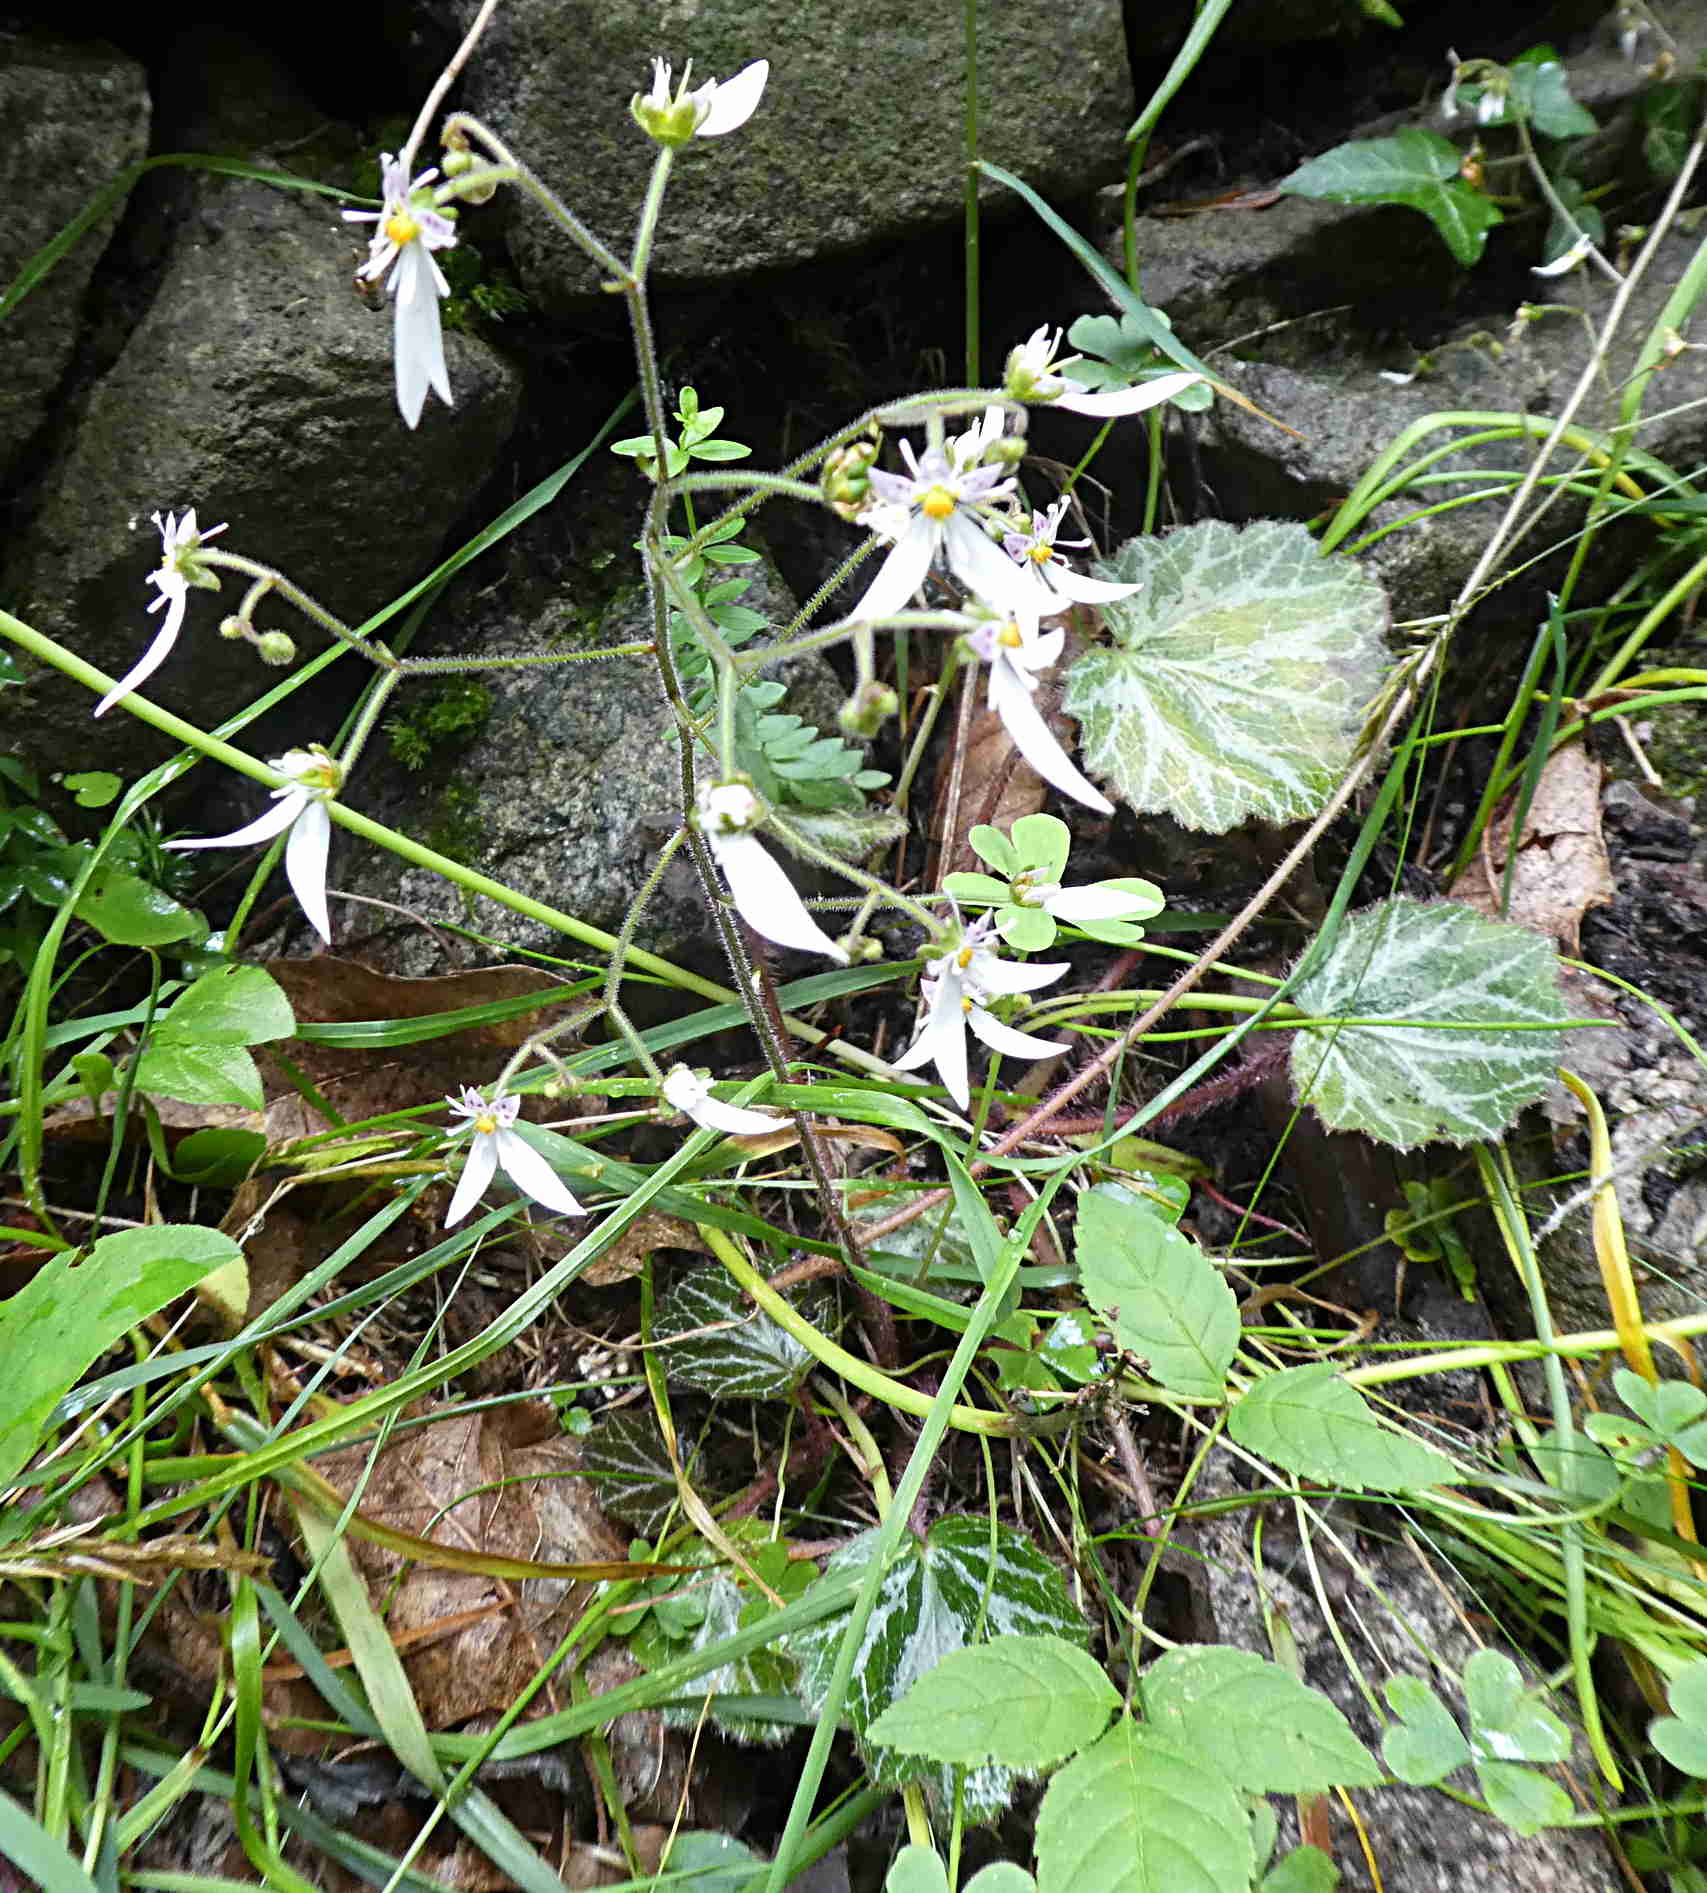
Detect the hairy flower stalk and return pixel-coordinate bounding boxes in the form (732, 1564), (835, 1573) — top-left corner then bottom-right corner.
(442, 1087), (586, 1226)
(891, 917), (1068, 1110)
(165, 747), (343, 943)
(95, 510), (227, 716)
(696, 782), (849, 963)
(345, 156), (458, 429)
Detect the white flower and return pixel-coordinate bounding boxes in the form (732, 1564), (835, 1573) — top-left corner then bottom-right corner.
(965, 610), (1113, 815)
(891, 917), (1068, 1110)
(345, 156), (457, 430)
(851, 436), (1045, 624)
(165, 747), (342, 943)
(1003, 499), (1140, 608)
(946, 405), (1011, 472)
(1532, 233), (1594, 277)
(1003, 325), (1204, 418)
(697, 782), (849, 963)
(631, 58), (769, 144)
(662, 1065), (783, 1135)
(1015, 877), (1156, 927)
(442, 1087), (586, 1227)
(95, 509), (228, 717)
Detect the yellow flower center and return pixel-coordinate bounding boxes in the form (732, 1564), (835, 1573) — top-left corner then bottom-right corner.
(473, 1111), (499, 1135)
(956, 946), (975, 969)
(998, 623), (1024, 649)
(1028, 543), (1054, 564)
(920, 485), (957, 520)
(384, 210), (421, 247)
(961, 996), (974, 1014)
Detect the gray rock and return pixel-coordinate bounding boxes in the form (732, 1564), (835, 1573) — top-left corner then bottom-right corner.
(441, 0), (1131, 303)
(2, 157), (521, 784)
(0, 33), (150, 483)
(1175, 1453), (1625, 1893)
(337, 510), (858, 967)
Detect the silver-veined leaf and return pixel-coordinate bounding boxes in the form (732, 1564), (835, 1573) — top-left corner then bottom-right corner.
(1063, 521), (1388, 833)
(1288, 898), (1565, 1148)
(654, 1266), (838, 1400)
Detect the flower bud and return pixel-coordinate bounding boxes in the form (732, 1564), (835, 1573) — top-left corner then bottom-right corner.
(837, 681), (898, 739)
(219, 615), (250, 641)
(256, 631), (297, 666)
(821, 433), (882, 521)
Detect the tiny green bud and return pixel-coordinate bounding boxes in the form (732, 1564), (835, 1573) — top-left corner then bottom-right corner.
(837, 681), (899, 739)
(442, 148), (474, 177)
(219, 615), (251, 641)
(256, 631), (297, 666)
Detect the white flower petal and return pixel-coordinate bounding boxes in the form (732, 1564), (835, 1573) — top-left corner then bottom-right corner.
(662, 1064), (783, 1134)
(974, 952), (1070, 996)
(284, 797), (334, 943)
(94, 601), (186, 717)
(709, 830), (848, 962)
(1042, 563), (1141, 605)
(1044, 884), (1152, 923)
(164, 788), (307, 853)
(988, 658), (1114, 815)
(445, 1129), (498, 1227)
(849, 520), (936, 623)
(944, 514), (1049, 619)
(493, 1127), (586, 1217)
(391, 242), (452, 430)
(892, 974), (970, 1110)
(966, 1006), (1067, 1062)
(696, 59), (768, 135)
(1050, 371), (1205, 417)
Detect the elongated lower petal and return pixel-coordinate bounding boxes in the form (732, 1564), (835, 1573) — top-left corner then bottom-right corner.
(95, 597), (186, 718)
(663, 1066), (782, 1134)
(493, 1127), (586, 1217)
(988, 659), (1113, 815)
(1042, 563), (1141, 605)
(967, 1006), (1066, 1062)
(975, 952), (1070, 996)
(445, 1130), (498, 1226)
(697, 59), (768, 134)
(710, 831), (848, 962)
(1044, 884), (1152, 924)
(391, 242), (452, 430)
(164, 788), (307, 853)
(891, 975), (970, 1110)
(849, 521), (935, 624)
(285, 798), (333, 943)
(1052, 371), (1204, 417)
(944, 514), (1050, 620)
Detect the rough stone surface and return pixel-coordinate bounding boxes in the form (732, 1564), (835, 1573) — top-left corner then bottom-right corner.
(442, 0), (1132, 302)
(1177, 1453), (1625, 1893)
(337, 504), (855, 967)
(0, 34), (150, 484)
(1, 55), (522, 787)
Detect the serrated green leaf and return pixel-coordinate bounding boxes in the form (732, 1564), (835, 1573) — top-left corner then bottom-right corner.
(1074, 1187), (1237, 1399)
(1288, 899), (1565, 1148)
(1474, 1760), (1572, 1835)
(1229, 1364), (1455, 1492)
(867, 1633), (1119, 1768)
(1279, 128), (1503, 265)
(1035, 1717), (1253, 1893)
(1141, 1646), (1379, 1794)
(1064, 521), (1389, 833)
(160, 963), (295, 1045)
(1507, 49), (1597, 140)
(790, 1518), (1089, 1821)
(73, 868), (203, 946)
(1651, 1661), (1707, 1776)
(887, 1848), (949, 1893)
(0, 1226), (241, 1496)
(1464, 1650), (1569, 1764)
(582, 1411), (681, 1537)
(1381, 1675), (1471, 1784)
(1260, 1848), (1339, 1893)
(133, 1041), (263, 1109)
(654, 1267), (838, 1400)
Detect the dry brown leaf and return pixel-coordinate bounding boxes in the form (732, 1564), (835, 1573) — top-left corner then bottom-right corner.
(302, 1401), (627, 1732)
(930, 702), (1047, 884)
(578, 1210), (707, 1287)
(1449, 746), (1616, 953)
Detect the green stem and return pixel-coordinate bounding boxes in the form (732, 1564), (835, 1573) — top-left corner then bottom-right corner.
(962, 0), (980, 385)
(442, 112), (626, 279)
(630, 146), (675, 282)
